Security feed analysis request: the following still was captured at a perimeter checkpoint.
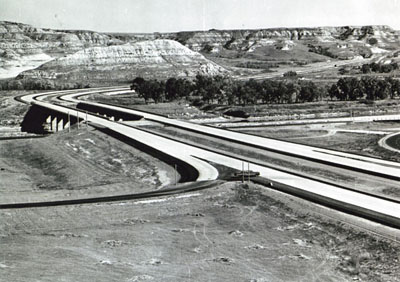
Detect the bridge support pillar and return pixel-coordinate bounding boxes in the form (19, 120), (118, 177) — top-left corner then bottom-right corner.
(57, 118), (64, 132)
(51, 116), (57, 132)
(64, 120), (70, 130)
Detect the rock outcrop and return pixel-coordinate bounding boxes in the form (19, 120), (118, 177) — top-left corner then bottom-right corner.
(17, 39), (227, 84)
(1, 21), (400, 85)
(0, 21), (124, 79)
(168, 26), (400, 53)
(0, 21), (226, 82)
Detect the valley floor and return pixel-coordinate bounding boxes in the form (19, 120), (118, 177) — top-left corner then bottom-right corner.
(0, 127), (400, 282)
(1, 91), (400, 281)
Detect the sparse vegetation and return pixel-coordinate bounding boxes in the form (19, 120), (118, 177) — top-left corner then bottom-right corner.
(308, 44), (338, 58)
(235, 61), (278, 70)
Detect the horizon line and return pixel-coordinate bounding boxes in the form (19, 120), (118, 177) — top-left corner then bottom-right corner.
(0, 19), (397, 34)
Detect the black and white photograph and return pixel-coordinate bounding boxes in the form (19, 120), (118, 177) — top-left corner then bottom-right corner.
(1, 0), (400, 281)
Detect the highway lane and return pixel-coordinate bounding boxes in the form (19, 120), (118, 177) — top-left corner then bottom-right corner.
(60, 91), (400, 181)
(137, 123), (400, 201)
(212, 114), (400, 127)
(15, 88), (400, 227)
(19, 90), (219, 182)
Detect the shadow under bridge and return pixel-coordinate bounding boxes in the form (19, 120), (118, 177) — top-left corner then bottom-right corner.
(21, 104), (82, 134)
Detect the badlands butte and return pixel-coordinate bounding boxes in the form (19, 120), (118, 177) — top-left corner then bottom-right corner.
(1, 21), (400, 87)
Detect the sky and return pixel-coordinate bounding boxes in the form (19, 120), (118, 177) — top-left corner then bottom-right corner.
(1, 0), (400, 33)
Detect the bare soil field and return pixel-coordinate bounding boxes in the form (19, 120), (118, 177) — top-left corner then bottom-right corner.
(0, 127), (174, 203)
(1, 182), (400, 282)
(0, 90), (32, 127)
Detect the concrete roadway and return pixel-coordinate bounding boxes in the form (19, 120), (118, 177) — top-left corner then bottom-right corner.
(20, 91), (219, 182)
(60, 90), (400, 181)
(18, 88), (400, 227)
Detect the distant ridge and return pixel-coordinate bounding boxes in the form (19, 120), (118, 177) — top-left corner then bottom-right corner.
(1, 21), (400, 87)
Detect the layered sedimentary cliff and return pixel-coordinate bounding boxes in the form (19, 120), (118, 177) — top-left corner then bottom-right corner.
(18, 39), (226, 83)
(0, 21), (125, 79)
(1, 21), (400, 85)
(1, 21), (227, 82)
(169, 25), (400, 52)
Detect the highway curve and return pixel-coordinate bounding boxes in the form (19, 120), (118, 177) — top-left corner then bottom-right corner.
(61, 90), (400, 181)
(380, 132), (400, 154)
(9, 87), (400, 229)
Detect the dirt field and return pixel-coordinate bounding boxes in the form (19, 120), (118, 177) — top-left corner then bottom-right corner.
(0, 126), (175, 203)
(2, 91), (400, 281)
(0, 90), (32, 128)
(1, 182), (400, 282)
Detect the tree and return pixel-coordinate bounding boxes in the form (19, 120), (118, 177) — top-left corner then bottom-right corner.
(131, 77), (146, 91)
(361, 64), (371, 74)
(286, 82), (301, 103)
(283, 71), (297, 78)
(335, 78), (363, 101)
(329, 84), (341, 100)
(376, 79), (391, 100)
(298, 81), (317, 103)
(361, 77), (379, 100)
(165, 77), (178, 101)
(387, 78), (400, 98)
(194, 75), (222, 104)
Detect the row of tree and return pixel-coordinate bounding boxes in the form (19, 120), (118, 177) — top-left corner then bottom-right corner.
(131, 75), (328, 105)
(328, 77), (400, 101)
(0, 79), (90, 91)
(361, 62), (399, 74)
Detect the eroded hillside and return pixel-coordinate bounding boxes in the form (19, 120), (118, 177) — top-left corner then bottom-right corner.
(17, 39), (226, 84)
(1, 21), (400, 87)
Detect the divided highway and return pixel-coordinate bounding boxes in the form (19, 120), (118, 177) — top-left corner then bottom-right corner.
(14, 87), (400, 228)
(61, 90), (400, 180)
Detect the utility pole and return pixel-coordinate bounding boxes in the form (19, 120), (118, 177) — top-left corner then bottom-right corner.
(77, 111), (79, 130)
(174, 164), (178, 185)
(248, 162), (250, 182)
(86, 111), (88, 129)
(242, 162), (245, 183)
(67, 112), (70, 132)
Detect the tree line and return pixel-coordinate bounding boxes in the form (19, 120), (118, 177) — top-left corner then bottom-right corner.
(0, 79), (90, 91)
(131, 75), (327, 105)
(329, 77), (400, 101)
(361, 62), (399, 74)
(131, 75), (400, 105)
